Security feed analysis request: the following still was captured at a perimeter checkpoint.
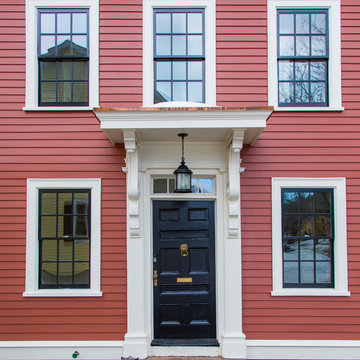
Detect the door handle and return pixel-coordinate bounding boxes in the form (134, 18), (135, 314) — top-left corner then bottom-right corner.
(153, 270), (158, 287)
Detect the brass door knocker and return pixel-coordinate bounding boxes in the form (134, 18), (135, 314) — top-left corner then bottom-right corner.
(180, 244), (189, 257)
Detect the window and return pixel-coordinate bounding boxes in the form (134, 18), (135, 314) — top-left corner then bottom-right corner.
(154, 9), (205, 104)
(278, 9), (328, 106)
(272, 178), (350, 296)
(38, 9), (89, 106)
(24, 0), (99, 110)
(39, 190), (91, 288)
(24, 179), (101, 297)
(143, 0), (216, 107)
(267, 0), (343, 111)
(282, 188), (333, 287)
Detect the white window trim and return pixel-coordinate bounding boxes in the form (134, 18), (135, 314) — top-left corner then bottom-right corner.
(143, 0), (216, 107)
(24, 0), (99, 111)
(267, 0), (343, 111)
(24, 179), (102, 297)
(271, 177), (350, 296)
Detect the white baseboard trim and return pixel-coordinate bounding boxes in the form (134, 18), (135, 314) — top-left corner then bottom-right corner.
(2, 339), (360, 360)
(0, 341), (124, 360)
(247, 340), (360, 359)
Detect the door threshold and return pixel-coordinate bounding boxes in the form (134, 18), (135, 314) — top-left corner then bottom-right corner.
(151, 339), (219, 346)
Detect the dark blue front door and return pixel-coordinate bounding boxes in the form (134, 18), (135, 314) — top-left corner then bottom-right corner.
(152, 200), (217, 346)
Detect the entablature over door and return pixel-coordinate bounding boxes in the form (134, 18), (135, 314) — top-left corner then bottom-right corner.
(93, 106), (273, 145)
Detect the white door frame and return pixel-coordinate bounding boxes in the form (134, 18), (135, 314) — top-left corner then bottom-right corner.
(122, 130), (247, 359)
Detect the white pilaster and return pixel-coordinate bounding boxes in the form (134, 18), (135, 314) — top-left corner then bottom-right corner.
(122, 130), (148, 358)
(222, 130), (247, 359)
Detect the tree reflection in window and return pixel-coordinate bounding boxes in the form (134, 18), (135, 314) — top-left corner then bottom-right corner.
(282, 189), (334, 287)
(278, 9), (328, 106)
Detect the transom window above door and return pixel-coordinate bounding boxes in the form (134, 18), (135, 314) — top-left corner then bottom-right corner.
(153, 176), (214, 194)
(154, 8), (205, 104)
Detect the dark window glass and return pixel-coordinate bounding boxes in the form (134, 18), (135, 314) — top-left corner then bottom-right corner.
(277, 9), (328, 107)
(38, 9), (89, 106)
(154, 9), (205, 103)
(39, 190), (91, 289)
(282, 189), (334, 288)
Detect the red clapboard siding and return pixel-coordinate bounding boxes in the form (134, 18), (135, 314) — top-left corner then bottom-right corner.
(0, 0), (128, 340)
(99, 0), (143, 108)
(240, 0), (360, 341)
(216, 0), (268, 107)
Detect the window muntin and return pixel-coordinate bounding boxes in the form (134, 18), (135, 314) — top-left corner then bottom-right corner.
(277, 9), (328, 107)
(39, 189), (91, 289)
(38, 9), (89, 106)
(154, 9), (205, 104)
(282, 188), (334, 288)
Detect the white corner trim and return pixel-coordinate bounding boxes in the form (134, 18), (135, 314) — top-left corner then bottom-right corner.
(247, 340), (360, 360)
(24, 178), (102, 297)
(271, 177), (349, 296)
(0, 341), (123, 360)
(267, 0), (342, 110)
(25, 0), (99, 110)
(143, 0), (216, 107)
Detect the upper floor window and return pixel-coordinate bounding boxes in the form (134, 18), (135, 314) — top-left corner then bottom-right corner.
(267, 0), (342, 111)
(24, 0), (99, 111)
(38, 9), (89, 106)
(154, 9), (205, 104)
(278, 9), (328, 107)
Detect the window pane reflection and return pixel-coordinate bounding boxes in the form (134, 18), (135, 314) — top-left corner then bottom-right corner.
(282, 189), (333, 288)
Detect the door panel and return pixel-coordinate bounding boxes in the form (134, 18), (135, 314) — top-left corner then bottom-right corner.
(153, 200), (217, 345)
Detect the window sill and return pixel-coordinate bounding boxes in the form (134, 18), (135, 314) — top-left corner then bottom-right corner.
(23, 106), (94, 112)
(272, 106), (344, 112)
(23, 290), (103, 297)
(148, 101), (217, 108)
(271, 289), (351, 297)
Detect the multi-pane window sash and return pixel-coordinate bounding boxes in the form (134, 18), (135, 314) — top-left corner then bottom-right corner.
(38, 190), (91, 289)
(154, 9), (205, 104)
(277, 9), (328, 106)
(38, 9), (89, 106)
(281, 189), (334, 288)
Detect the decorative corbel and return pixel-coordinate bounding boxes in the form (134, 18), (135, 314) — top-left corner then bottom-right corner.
(122, 130), (140, 237)
(227, 129), (245, 237)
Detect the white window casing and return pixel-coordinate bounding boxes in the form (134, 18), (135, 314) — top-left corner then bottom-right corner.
(271, 177), (350, 296)
(24, 0), (99, 111)
(267, 0), (343, 111)
(143, 0), (216, 107)
(24, 179), (102, 297)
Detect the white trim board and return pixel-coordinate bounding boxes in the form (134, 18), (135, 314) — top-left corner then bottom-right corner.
(2, 340), (360, 360)
(247, 340), (360, 360)
(0, 341), (123, 360)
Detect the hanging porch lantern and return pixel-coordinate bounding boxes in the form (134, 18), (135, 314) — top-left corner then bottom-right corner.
(173, 133), (193, 193)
